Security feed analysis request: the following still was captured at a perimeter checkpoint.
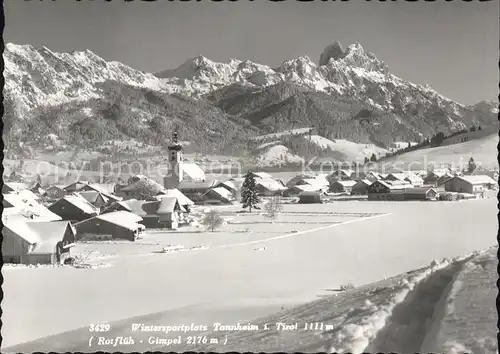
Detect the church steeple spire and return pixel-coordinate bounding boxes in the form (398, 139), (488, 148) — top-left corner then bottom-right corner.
(164, 131), (184, 189)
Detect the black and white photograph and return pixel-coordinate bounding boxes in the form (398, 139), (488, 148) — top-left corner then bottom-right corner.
(1, 0), (499, 353)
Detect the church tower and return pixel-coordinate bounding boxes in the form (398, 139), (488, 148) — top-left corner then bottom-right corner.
(163, 131), (184, 189)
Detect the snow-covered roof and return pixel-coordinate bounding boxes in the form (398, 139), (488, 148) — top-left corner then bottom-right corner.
(82, 184), (121, 200)
(287, 184), (321, 192)
(182, 163), (206, 181)
(218, 180), (237, 191)
(28, 221), (75, 255)
(256, 178), (287, 191)
(160, 189), (194, 206)
(354, 179), (372, 186)
(61, 194), (100, 214)
(77, 190), (109, 204)
(458, 175), (496, 185)
(206, 187), (234, 201)
(156, 197), (179, 214)
(79, 211), (144, 232)
(386, 173), (407, 181)
(332, 180), (357, 187)
(178, 180), (219, 190)
(4, 182), (32, 192)
(2, 203), (62, 222)
(251, 172), (273, 179)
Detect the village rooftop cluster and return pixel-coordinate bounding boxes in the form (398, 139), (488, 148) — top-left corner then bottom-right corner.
(2, 132), (498, 266)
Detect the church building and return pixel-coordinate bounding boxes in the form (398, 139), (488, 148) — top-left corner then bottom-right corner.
(163, 132), (206, 190)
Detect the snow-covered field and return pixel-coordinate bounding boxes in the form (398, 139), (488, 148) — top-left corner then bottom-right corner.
(2, 199), (497, 352)
(306, 135), (388, 161)
(257, 145), (304, 166)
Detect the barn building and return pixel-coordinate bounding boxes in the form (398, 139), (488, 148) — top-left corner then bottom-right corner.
(48, 194), (100, 222)
(423, 170), (453, 187)
(44, 185), (66, 200)
(103, 197), (185, 229)
(443, 175), (497, 195)
(298, 191), (323, 204)
(283, 184), (320, 197)
(255, 178), (286, 196)
(74, 211), (145, 241)
(351, 179), (372, 195)
(401, 187), (439, 201)
(2, 218), (76, 264)
(329, 180), (357, 194)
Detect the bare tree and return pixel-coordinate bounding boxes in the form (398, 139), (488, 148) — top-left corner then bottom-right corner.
(263, 196), (284, 223)
(201, 209), (224, 232)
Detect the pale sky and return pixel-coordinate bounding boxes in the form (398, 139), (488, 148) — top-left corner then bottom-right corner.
(4, 0), (499, 105)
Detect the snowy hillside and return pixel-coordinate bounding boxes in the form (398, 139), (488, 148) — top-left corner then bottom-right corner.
(256, 145), (304, 166)
(306, 135), (388, 161)
(383, 132), (499, 170)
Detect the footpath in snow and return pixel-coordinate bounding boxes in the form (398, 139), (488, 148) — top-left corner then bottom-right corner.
(154, 247), (498, 353)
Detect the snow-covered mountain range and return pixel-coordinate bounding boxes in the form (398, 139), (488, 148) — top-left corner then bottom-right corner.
(3, 41), (498, 158)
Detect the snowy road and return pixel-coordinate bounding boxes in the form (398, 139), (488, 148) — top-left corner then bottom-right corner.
(2, 199), (497, 352)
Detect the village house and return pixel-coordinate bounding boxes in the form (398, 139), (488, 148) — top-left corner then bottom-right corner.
(74, 211), (145, 241)
(4, 188), (40, 202)
(384, 173), (407, 182)
(351, 179), (372, 195)
(103, 197), (185, 229)
(298, 191), (324, 204)
(365, 171), (384, 182)
(248, 171), (274, 180)
(285, 174), (316, 188)
(329, 180), (357, 194)
(214, 180), (238, 195)
(63, 180), (91, 194)
(2, 217), (76, 264)
(443, 175), (497, 196)
(327, 169), (354, 182)
(3, 198), (63, 222)
(255, 178), (287, 196)
(44, 185), (66, 200)
(77, 191), (111, 209)
(367, 180), (412, 200)
(151, 189), (194, 211)
(177, 180), (219, 204)
(77, 183), (122, 202)
(401, 187), (439, 201)
(423, 170), (454, 187)
(283, 184), (320, 197)
(201, 187), (235, 205)
(48, 194), (100, 222)
(181, 163), (206, 182)
(404, 173), (424, 187)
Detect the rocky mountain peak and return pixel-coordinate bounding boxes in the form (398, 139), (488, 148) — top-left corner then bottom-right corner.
(319, 41), (345, 66)
(319, 41), (388, 75)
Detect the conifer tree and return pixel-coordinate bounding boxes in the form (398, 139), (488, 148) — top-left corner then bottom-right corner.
(241, 171), (260, 213)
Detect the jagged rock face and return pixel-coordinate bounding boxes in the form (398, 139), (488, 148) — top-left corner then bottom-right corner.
(3, 41), (497, 154)
(319, 41), (345, 66)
